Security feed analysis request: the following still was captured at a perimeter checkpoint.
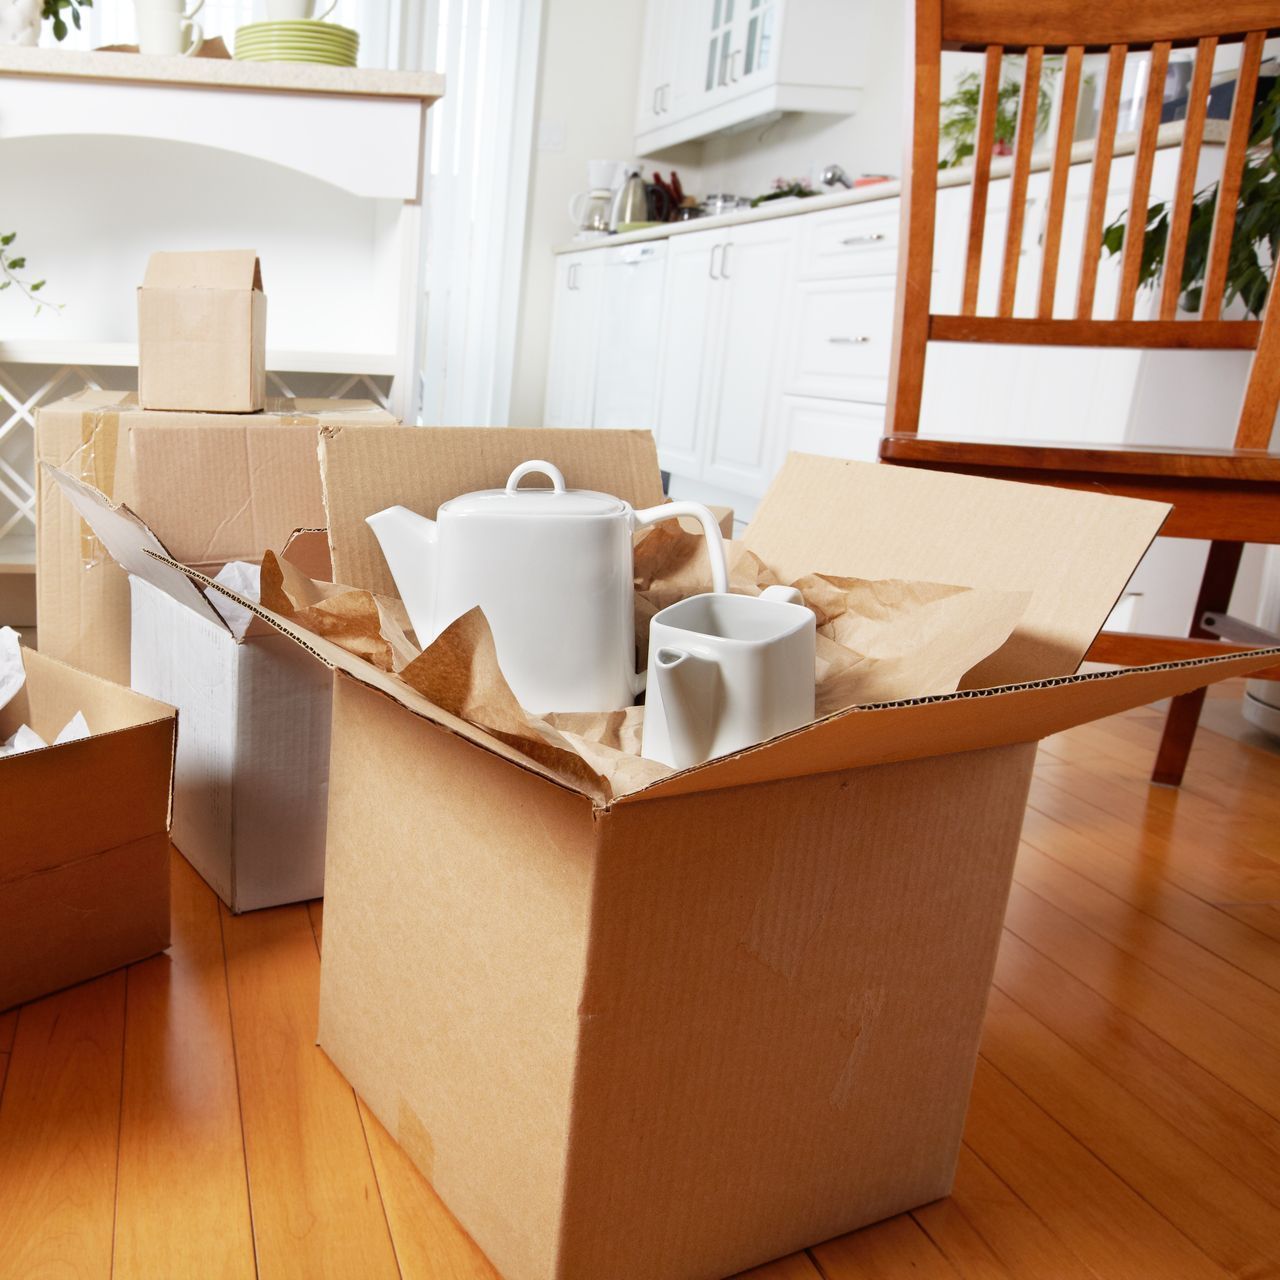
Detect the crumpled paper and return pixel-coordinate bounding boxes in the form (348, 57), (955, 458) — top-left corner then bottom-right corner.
(250, 525), (1031, 801)
(0, 626), (92, 757)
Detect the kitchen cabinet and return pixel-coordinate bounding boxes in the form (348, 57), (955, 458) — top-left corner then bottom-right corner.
(654, 220), (797, 496)
(543, 250), (603, 427)
(635, 0), (862, 155)
(593, 242), (668, 431)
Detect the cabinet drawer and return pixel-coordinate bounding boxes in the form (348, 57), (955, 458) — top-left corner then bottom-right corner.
(778, 397), (884, 464)
(785, 278), (895, 403)
(799, 204), (899, 280)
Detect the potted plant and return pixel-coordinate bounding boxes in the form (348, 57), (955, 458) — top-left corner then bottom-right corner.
(0, 0), (92, 45)
(1, 232), (54, 312)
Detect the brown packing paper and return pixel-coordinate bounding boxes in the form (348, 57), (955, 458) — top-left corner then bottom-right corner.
(202, 531), (1033, 803)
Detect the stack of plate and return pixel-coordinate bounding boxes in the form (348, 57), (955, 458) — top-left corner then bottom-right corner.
(234, 20), (359, 66)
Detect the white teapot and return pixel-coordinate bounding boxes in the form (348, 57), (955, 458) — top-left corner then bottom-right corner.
(366, 460), (729, 715)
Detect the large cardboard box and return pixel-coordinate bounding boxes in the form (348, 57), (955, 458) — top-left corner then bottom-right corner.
(1, 644), (175, 1012)
(138, 250), (267, 412)
(36, 389), (396, 686)
(46, 467), (333, 914)
(174, 431), (1280, 1280)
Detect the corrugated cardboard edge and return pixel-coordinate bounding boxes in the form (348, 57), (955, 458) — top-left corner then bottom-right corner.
(152, 549), (1280, 813)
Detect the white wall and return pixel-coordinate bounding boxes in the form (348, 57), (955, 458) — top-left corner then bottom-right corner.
(508, 0), (648, 426)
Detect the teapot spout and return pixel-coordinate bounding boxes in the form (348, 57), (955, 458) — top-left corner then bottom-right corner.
(365, 506), (438, 646)
(651, 646), (719, 769)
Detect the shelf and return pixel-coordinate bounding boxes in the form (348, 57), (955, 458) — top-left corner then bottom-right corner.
(0, 340), (397, 376)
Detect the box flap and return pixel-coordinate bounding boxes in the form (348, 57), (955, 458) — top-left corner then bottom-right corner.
(43, 464), (230, 632)
(142, 249), (262, 292)
(319, 426), (668, 594)
(622, 646), (1280, 803)
(743, 456), (1171, 686)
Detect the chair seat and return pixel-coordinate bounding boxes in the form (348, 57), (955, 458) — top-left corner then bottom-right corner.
(880, 435), (1280, 482)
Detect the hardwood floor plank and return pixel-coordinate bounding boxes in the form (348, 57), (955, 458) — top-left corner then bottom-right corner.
(980, 985), (1280, 1276)
(1003, 883), (1280, 1118)
(306, 899), (323, 952)
(0, 1052), (8, 1101)
(112, 852), (256, 1280)
(1013, 841), (1280, 1046)
(994, 928), (1280, 1211)
(220, 900), (400, 1279)
(913, 1146), (1100, 1280)
(732, 1256), (823, 1279)
(0, 1007), (16, 1052)
(1019, 805), (1280, 992)
(964, 1059), (1232, 1280)
(0, 973), (126, 1279)
(811, 1214), (961, 1279)
(357, 1097), (502, 1280)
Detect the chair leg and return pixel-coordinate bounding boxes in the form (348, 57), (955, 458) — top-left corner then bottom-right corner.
(1151, 540), (1244, 786)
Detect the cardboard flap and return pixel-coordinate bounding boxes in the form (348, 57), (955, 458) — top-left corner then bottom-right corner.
(319, 426), (668, 595)
(625, 646), (1280, 803)
(743, 456), (1171, 687)
(142, 249), (262, 292)
(42, 464), (230, 632)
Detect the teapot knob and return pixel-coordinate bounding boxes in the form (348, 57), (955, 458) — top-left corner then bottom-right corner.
(506, 460), (566, 494)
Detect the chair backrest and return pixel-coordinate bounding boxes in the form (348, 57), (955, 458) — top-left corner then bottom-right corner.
(887, 0), (1280, 449)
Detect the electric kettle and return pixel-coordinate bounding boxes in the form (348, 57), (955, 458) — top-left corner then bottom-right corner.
(365, 461), (730, 715)
(609, 164), (650, 232)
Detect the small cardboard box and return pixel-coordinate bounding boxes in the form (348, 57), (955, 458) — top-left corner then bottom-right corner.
(35, 389), (396, 687)
(174, 430), (1280, 1280)
(45, 467), (333, 914)
(138, 250), (267, 413)
(0, 644), (175, 1012)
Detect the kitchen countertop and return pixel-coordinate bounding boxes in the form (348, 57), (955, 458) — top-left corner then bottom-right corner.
(555, 118), (1228, 254)
(0, 46), (444, 101)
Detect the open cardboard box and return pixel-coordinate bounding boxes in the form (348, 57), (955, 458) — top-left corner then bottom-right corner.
(161, 428), (1280, 1280)
(45, 465), (334, 914)
(36, 389), (396, 686)
(1, 643), (175, 1012)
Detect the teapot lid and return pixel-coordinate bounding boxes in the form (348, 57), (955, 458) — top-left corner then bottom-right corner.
(441, 460), (629, 518)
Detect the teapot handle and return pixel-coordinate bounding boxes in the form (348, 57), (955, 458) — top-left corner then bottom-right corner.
(506, 460), (566, 494)
(632, 500), (730, 594)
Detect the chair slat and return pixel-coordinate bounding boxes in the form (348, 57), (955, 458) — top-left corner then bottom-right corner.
(1202, 30), (1265, 319)
(1117, 41), (1171, 321)
(998, 47), (1043, 317)
(960, 45), (1003, 316)
(1160, 37), (1217, 319)
(1076, 45), (1126, 319)
(1037, 45), (1084, 319)
(1235, 271), (1280, 449)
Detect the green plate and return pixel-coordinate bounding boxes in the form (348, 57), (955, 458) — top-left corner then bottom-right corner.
(236, 40), (358, 53)
(236, 19), (358, 37)
(236, 32), (357, 48)
(235, 50), (357, 65)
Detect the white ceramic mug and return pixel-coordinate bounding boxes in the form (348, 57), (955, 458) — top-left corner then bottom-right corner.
(266, 0), (338, 19)
(134, 2), (203, 54)
(136, 0), (204, 17)
(641, 586), (817, 769)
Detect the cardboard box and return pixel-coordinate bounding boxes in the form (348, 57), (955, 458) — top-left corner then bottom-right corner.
(138, 250), (267, 413)
(172, 432), (1280, 1280)
(35, 389), (396, 687)
(46, 467), (333, 914)
(0, 644), (175, 1012)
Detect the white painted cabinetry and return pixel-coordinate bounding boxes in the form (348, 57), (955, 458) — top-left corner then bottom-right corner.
(543, 250), (603, 428)
(635, 0), (862, 155)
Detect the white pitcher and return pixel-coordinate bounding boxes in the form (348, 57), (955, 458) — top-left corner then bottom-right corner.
(366, 460), (729, 715)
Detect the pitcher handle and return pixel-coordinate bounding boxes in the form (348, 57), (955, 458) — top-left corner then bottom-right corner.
(632, 500), (729, 594)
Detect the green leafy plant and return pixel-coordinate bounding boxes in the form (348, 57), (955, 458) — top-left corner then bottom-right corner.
(42, 0), (93, 41)
(750, 178), (817, 208)
(939, 58), (1059, 169)
(1, 233), (56, 314)
(1103, 78), (1280, 318)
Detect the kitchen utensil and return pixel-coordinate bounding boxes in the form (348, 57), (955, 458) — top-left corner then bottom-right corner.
(646, 181), (675, 224)
(234, 18), (357, 64)
(134, 0), (203, 55)
(366, 460), (730, 715)
(609, 164), (651, 232)
(670, 170), (684, 205)
(700, 194), (747, 217)
(266, 0), (336, 19)
(568, 188), (613, 238)
(641, 586), (816, 769)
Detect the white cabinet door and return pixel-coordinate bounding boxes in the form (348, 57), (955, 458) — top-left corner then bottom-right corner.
(543, 252), (603, 428)
(634, 0), (668, 135)
(593, 242), (668, 431)
(776, 396), (885, 467)
(654, 229), (722, 475)
(702, 219), (797, 496)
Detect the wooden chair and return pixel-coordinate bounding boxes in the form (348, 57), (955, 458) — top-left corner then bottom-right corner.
(881, 0), (1280, 785)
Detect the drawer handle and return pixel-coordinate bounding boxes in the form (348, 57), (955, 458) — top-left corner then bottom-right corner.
(828, 336), (871, 344)
(839, 233), (887, 246)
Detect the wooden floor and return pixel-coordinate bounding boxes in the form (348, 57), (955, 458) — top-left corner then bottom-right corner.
(2, 685), (1279, 1279)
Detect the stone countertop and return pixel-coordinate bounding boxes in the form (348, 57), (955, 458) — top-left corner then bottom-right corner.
(555, 118), (1228, 255)
(0, 46), (444, 101)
